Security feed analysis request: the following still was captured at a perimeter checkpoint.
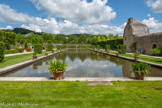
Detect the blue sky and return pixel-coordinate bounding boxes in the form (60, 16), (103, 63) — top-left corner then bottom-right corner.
(0, 0), (162, 35)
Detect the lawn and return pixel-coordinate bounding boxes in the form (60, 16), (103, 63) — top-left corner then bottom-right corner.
(0, 81), (162, 108)
(107, 51), (162, 64)
(0, 51), (53, 69)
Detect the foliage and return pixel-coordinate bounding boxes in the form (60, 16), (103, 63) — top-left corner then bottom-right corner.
(77, 46), (91, 48)
(24, 42), (28, 49)
(96, 45), (100, 50)
(4, 32), (16, 49)
(105, 45), (110, 52)
(129, 42), (136, 52)
(0, 42), (5, 62)
(134, 52), (140, 57)
(67, 35), (78, 43)
(54, 34), (66, 43)
(32, 37), (44, 45)
(26, 48), (32, 52)
(47, 40), (52, 44)
(48, 60), (67, 73)
(151, 48), (161, 56)
(48, 44), (53, 51)
(0, 30), (5, 41)
(34, 44), (42, 54)
(33, 53), (37, 56)
(118, 45), (126, 54)
(131, 63), (149, 74)
(66, 45), (76, 48)
(78, 34), (87, 43)
(17, 48), (23, 53)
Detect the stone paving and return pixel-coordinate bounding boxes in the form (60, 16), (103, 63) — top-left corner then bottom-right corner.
(0, 77), (162, 81)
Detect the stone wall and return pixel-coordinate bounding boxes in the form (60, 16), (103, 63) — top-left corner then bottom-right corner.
(135, 33), (162, 55)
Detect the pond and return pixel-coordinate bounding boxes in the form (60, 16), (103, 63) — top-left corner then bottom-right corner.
(1, 49), (162, 77)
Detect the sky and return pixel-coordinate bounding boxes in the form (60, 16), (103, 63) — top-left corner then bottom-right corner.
(0, 0), (162, 35)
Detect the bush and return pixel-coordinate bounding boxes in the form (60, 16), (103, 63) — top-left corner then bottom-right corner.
(48, 44), (53, 51)
(34, 44), (42, 54)
(0, 42), (5, 62)
(47, 40), (52, 44)
(151, 48), (161, 56)
(131, 63), (149, 74)
(134, 52), (140, 57)
(105, 45), (110, 52)
(118, 45), (126, 54)
(26, 48), (32, 52)
(96, 45), (100, 50)
(18, 48), (23, 53)
(78, 46), (90, 48)
(24, 42), (28, 49)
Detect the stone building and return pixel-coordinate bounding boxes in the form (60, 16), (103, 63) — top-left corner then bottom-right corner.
(123, 18), (162, 55)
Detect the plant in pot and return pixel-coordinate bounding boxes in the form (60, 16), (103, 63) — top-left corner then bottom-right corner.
(48, 60), (67, 80)
(131, 63), (149, 80)
(134, 52), (140, 61)
(52, 49), (55, 53)
(116, 51), (120, 56)
(33, 53), (37, 60)
(45, 48), (48, 56)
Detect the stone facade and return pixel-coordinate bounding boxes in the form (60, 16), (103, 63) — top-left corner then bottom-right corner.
(123, 18), (162, 55)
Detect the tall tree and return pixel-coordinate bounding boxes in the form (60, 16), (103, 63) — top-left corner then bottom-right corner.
(78, 34), (87, 43)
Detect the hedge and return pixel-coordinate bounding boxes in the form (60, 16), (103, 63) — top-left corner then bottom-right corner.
(118, 45), (126, 54)
(96, 45), (100, 50)
(48, 44), (53, 51)
(78, 46), (91, 48)
(34, 44), (42, 54)
(4, 48), (24, 54)
(105, 45), (110, 52)
(0, 42), (5, 62)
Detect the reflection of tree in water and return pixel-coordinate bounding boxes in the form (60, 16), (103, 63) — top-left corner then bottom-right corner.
(37, 60), (43, 66)
(33, 62), (38, 70)
(54, 53), (66, 61)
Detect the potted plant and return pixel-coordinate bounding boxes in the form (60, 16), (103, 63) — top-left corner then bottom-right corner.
(33, 53), (37, 60)
(52, 49), (55, 53)
(48, 60), (67, 80)
(134, 52), (140, 61)
(45, 48), (48, 56)
(116, 51), (119, 56)
(131, 63), (149, 80)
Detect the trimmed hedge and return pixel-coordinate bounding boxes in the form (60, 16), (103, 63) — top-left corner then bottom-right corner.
(34, 44), (42, 54)
(151, 48), (161, 56)
(105, 45), (110, 52)
(26, 48), (32, 52)
(4, 48), (24, 54)
(48, 44), (53, 51)
(118, 45), (126, 54)
(0, 42), (5, 62)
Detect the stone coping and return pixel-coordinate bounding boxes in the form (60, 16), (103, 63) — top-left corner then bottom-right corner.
(0, 77), (162, 81)
(88, 49), (162, 69)
(0, 49), (67, 75)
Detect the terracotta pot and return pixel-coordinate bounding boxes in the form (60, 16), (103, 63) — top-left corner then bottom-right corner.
(134, 72), (144, 80)
(134, 56), (140, 61)
(116, 53), (119, 56)
(33, 56), (37, 60)
(45, 53), (48, 56)
(53, 71), (64, 80)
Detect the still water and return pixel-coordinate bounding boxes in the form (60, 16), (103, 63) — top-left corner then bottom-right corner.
(2, 49), (162, 77)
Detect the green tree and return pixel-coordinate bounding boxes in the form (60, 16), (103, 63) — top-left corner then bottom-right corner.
(4, 32), (16, 49)
(78, 34), (87, 43)
(68, 35), (78, 43)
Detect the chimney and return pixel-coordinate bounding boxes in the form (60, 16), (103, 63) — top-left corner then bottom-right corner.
(128, 18), (133, 23)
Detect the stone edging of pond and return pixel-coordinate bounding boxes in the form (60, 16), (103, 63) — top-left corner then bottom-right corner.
(0, 77), (162, 81)
(87, 49), (162, 69)
(0, 49), (68, 76)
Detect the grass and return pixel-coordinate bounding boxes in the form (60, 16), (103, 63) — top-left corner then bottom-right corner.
(106, 50), (162, 64)
(0, 81), (162, 108)
(0, 51), (53, 69)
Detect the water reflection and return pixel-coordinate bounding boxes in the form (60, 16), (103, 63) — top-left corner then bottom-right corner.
(1, 49), (162, 77)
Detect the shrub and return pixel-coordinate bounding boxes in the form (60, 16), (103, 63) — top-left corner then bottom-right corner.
(47, 40), (52, 44)
(48, 60), (67, 73)
(24, 42), (28, 49)
(78, 46), (90, 48)
(151, 48), (161, 56)
(34, 44), (42, 54)
(48, 44), (53, 51)
(0, 42), (5, 62)
(33, 53), (37, 56)
(105, 45), (110, 52)
(118, 45), (126, 54)
(134, 52), (140, 57)
(18, 48), (23, 53)
(26, 48), (32, 52)
(96, 45), (100, 50)
(131, 63), (149, 74)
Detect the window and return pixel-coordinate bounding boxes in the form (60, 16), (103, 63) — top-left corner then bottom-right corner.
(152, 44), (157, 49)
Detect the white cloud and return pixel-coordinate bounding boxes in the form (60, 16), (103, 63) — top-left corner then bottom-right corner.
(0, 3), (125, 35)
(142, 17), (162, 33)
(146, 0), (162, 13)
(31, 0), (116, 24)
(147, 13), (151, 17)
(0, 25), (13, 30)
